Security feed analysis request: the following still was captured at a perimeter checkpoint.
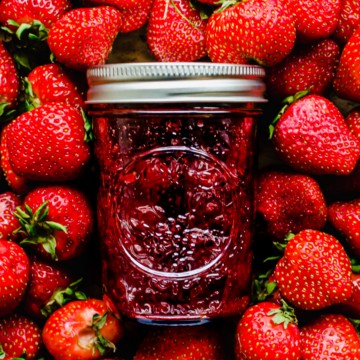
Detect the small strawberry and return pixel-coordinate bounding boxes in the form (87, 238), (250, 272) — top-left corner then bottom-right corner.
(291, 0), (342, 43)
(266, 39), (340, 102)
(6, 102), (91, 182)
(14, 185), (93, 261)
(255, 170), (327, 241)
(0, 191), (21, 241)
(47, 6), (122, 71)
(206, 0), (296, 66)
(42, 298), (123, 360)
(146, 0), (207, 62)
(333, 27), (360, 102)
(0, 239), (30, 316)
(23, 257), (86, 319)
(328, 198), (360, 257)
(0, 314), (42, 359)
(133, 325), (223, 360)
(333, 0), (360, 45)
(300, 313), (360, 359)
(345, 106), (360, 139)
(274, 229), (353, 310)
(234, 301), (301, 360)
(271, 93), (360, 175)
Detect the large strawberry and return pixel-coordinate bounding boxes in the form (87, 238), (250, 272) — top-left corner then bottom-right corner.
(14, 185), (93, 261)
(271, 94), (360, 175)
(345, 106), (360, 139)
(0, 191), (21, 241)
(300, 313), (360, 359)
(147, 0), (207, 62)
(234, 301), (301, 360)
(333, 27), (360, 102)
(47, 6), (122, 71)
(42, 298), (123, 360)
(0, 240), (30, 316)
(206, 0), (296, 66)
(6, 102), (91, 182)
(266, 39), (340, 102)
(274, 229), (353, 310)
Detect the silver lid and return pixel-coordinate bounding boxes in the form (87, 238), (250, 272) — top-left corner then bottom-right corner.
(86, 62), (267, 104)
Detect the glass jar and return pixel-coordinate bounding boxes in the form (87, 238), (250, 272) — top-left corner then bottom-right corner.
(86, 63), (266, 325)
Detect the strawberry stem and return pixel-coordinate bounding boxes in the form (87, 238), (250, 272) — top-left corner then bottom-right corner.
(91, 313), (117, 355)
(268, 299), (298, 329)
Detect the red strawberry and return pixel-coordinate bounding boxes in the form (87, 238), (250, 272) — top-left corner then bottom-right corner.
(266, 39), (340, 102)
(47, 6), (122, 71)
(23, 257), (86, 319)
(291, 0), (342, 43)
(6, 102), (91, 182)
(333, 0), (360, 45)
(255, 170), (327, 241)
(133, 325), (223, 360)
(333, 27), (360, 102)
(0, 191), (21, 241)
(206, 0), (296, 66)
(274, 229), (353, 310)
(42, 298), (123, 360)
(27, 63), (86, 109)
(15, 185), (93, 261)
(345, 106), (360, 139)
(0, 239), (30, 316)
(0, 41), (20, 113)
(234, 301), (301, 360)
(0, 0), (71, 29)
(146, 0), (207, 62)
(300, 313), (360, 359)
(271, 94), (360, 175)
(0, 314), (42, 359)
(328, 198), (360, 257)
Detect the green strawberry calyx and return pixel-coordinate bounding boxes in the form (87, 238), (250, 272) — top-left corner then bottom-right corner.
(13, 201), (67, 260)
(268, 299), (298, 329)
(252, 269), (278, 303)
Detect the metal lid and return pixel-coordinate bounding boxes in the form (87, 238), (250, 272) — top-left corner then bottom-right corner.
(86, 62), (267, 104)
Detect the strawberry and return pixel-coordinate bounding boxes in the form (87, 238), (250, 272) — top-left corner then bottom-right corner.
(271, 94), (360, 175)
(47, 6), (122, 71)
(234, 301), (301, 360)
(42, 298), (123, 360)
(6, 102), (91, 182)
(0, 239), (30, 316)
(0, 41), (20, 114)
(0, 191), (21, 241)
(345, 106), (360, 139)
(333, 27), (360, 102)
(291, 0), (342, 43)
(27, 63), (86, 109)
(255, 170), (327, 241)
(0, 0), (71, 29)
(266, 39), (340, 102)
(23, 257), (86, 319)
(274, 229), (353, 310)
(133, 325), (223, 360)
(328, 198), (360, 257)
(146, 0), (207, 62)
(0, 314), (42, 359)
(14, 185), (93, 261)
(300, 313), (360, 359)
(333, 0), (360, 45)
(206, 0), (296, 66)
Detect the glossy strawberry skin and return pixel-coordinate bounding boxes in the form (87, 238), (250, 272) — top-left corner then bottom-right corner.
(266, 39), (340, 102)
(0, 314), (42, 359)
(47, 6), (122, 71)
(272, 94), (360, 175)
(274, 230), (353, 310)
(6, 102), (91, 182)
(147, 0), (207, 62)
(346, 107), (360, 139)
(0, 191), (21, 241)
(206, 0), (296, 66)
(0, 240), (30, 316)
(300, 313), (360, 359)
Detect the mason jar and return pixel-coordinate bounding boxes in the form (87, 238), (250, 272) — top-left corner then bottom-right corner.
(86, 63), (266, 325)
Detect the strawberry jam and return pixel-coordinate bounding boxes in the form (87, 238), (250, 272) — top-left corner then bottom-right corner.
(87, 63), (266, 324)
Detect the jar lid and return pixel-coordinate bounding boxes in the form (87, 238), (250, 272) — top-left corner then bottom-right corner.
(86, 62), (267, 104)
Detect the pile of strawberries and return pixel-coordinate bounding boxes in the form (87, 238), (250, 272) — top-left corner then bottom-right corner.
(1, 0), (360, 358)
